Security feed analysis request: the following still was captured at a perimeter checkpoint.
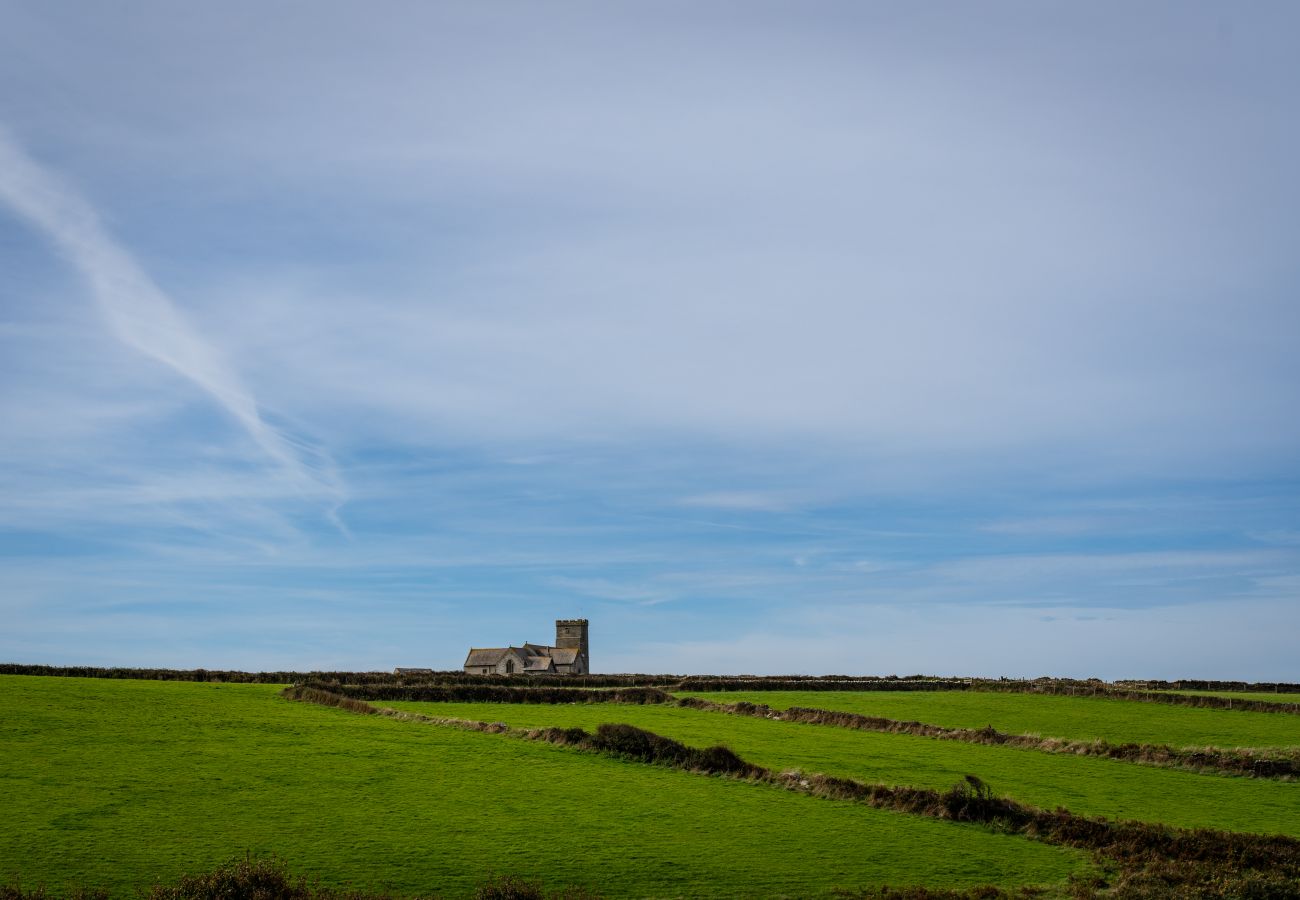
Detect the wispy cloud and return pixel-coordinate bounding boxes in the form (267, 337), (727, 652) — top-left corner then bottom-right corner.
(547, 576), (676, 606)
(678, 491), (797, 512)
(0, 127), (343, 512)
(979, 516), (1109, 536)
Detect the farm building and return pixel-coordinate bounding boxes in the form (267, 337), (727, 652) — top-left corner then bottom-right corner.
(464, 618), (589, 675)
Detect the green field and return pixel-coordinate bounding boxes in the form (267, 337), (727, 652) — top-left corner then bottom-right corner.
(387, 700), (1300, 837)
(0, 676), (1088, 898)
(674, 690), (1300, 749)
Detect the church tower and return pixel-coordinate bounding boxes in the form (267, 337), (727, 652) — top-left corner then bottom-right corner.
(555, 618), (589, 673)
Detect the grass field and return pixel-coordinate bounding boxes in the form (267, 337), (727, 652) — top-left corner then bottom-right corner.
(674, 690), (1300, 749)
(0, 676), (1088, 899)
(386, 700), (1300, 837)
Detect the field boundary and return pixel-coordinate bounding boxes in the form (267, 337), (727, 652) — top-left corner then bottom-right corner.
(0, 663), (683, 688)
(291, 680), (1300, 779)
(8, 665), (1299, 713)
(679, 678), (1300, 713)
(307, 682), (674, 704)
(281, 684), (1300, 897)
(1118, 679), (1300, 694)
(679, 696), (1300, 779)
(972, 681), (1300, 715)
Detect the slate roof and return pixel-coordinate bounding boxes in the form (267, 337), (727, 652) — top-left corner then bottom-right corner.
(464, 647), (512, 667)
(465, 641), (583, 671)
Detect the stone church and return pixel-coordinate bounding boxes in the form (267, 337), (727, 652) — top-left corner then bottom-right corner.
(463, 618), (589, 675)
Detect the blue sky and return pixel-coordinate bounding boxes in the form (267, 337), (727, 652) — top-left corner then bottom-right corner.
(1, 2), (1297, 678)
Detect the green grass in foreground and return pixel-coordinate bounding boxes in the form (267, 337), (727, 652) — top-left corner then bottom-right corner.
(388, 701), (1300, 838)
(0, 676), (1086, 899)
(674, 690), (1300, 749)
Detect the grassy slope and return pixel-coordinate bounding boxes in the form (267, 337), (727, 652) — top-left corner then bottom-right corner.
(674, 690), (1300, 749)
(0, 676), (1084, 899)
(387, 701), (1300, 838)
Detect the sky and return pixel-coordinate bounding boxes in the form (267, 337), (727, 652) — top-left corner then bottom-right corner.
(1, 2), (1297, 679)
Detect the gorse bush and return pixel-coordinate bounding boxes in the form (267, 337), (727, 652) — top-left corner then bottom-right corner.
(529, 723), (764, 778)
(940, 776), (1017, 822)
(145, 857), (321, 900)
(591, 723), (760, 776)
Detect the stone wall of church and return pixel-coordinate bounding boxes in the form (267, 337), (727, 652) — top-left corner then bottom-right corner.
(555, 619), (589, 673)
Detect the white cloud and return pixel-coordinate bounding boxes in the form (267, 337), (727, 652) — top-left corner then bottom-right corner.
(678, 492), (795, 512)
(4, 6), (1291, 480)
(979, 516), (1109, 536)
(547, 576), (676, 606)
(0, 128), (344, 512)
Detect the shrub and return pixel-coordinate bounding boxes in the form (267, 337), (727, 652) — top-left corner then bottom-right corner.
(146, 856), (321, 900)
(3, 860), (605, 900)
(473, 875), (544, 900)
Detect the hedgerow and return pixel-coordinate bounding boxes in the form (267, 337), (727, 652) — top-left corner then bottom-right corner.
(976, 681), (1300, 715)
(1118, 679), (1300, 694)
(8, 664), (1298, 715)
(674, 677), (974, 692)
(0, 664), (679, 689)
(0, 857), (601, 900)
(680, 697), (1300, 779)
(298, 682), (674, 705)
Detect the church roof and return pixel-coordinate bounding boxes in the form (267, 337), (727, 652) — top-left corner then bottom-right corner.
(464, 647), (513, 667)
(465, 640), (584, 670)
